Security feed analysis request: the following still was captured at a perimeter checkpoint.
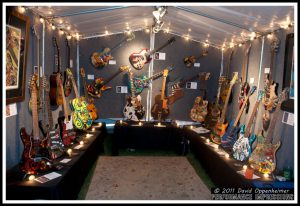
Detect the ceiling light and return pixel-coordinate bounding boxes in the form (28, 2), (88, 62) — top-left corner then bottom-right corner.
(39, 17), (44, 23)
(67, 26), (71, 30)
(18, 6), (26, 14)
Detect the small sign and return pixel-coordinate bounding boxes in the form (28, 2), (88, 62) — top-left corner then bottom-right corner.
(70, 59), (73, 68)
(109, 60), (116, 65)
(250, 77), (255, 84)
(186, 82), (197, 89)
(282, 111), (294, 126)
(87, 74), (94, 80)
(60, 158), (72, 163)
(6, 103), (17, 118)
(34, 172), (62, 183)
(116, 86), (128, 93)
(264, 67), (270, 74)
(194, 62), (200, 67)
(154, 52), (166, 60)
(74, 144), (84, 150)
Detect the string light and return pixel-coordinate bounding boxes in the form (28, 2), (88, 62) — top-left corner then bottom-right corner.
(39, 17), (44, 23)
(263, 173), (269, 178)
(105, 30), (109, 35)
(249, 32), (257, 41)
(59, 19), (63, 24)
(238, 43), (242, 47)
(243, 165), (248, 170)
(267, 33), (273, 39)
(59, 29), (64, 35)
(18, 6), (26, 14)
(67, 35), (72, 40)
(145, 27), (150, 33)
(67, 26), (71, 30)
(164, 27), (170, 33)
(184, 34), (190, 41)
(51, 24), (56, 30)
(28, 175), (35, 181)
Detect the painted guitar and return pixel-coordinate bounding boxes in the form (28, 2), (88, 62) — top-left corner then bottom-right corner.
(210, 72), (238, 144)
(249, 89), (288, 174)
(87, 66), (129, 98)
(221, 86), (256, 154)
(80, 67), (98, 120)
(91, 32), (135, 68)
(63, 38), (72, 97)
(232, 90), (264, 161)
(129, 37), (176, 70)
(57, 73), (76, 146)
(123, 67), (145, 121)
(128, 66), (174, 95)
(189, 72), (211, 123)
(67, 69), (93, 130)
(183, 50), (208, 68)
(151, 69), (170, 121)
(19, 74), (52, 175)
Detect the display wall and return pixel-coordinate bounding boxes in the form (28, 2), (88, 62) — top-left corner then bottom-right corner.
(6, 8), (294, 174)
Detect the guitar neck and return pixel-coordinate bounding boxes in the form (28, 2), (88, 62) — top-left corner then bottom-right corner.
(233, 92), (251, 126)
(148, 41), (173, 56)
(32, 86), (40, 140)
(110, 38), (128, 52)
(219, 83), (234, 123)
(82, 76), (89, 99)
(70, 75), (79, 98)
(161, 75), (167, 100)
(102, 70), (123, 86)
(265, 102), (282, 143)
(129, 72), (136, 98)
(59, 79), (69, 120)
(268, 49), (275, 81)
(244, 100), (260, 137)
(45, 90), (54, 129)
(215, 81), (223, 105)
(144, 70), (164, 82)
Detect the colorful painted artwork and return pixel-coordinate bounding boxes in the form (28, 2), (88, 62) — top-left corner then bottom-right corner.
(6, 25), (21, 90)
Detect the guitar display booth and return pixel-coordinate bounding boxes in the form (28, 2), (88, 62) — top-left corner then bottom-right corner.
(4, 4), (296, 201)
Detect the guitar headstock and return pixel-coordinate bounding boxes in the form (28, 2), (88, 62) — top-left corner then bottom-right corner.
(168, 36), (176, 44)
(28, 74), (38, 90)
(120, 65), (130, 72)
(32, 25), (40, 40)
(41, 75), (50, 92)
(199, 72), (211, 81)
(66, 68), (73, 78)
(248, 85), (257, 96)
(80, 67), (86, 78)
(271, 37), (280, 53)
(126, 32), (135, 42)
(163, 69), (169, 77)
(257, 90), (264, 102)
(245, 43), (252, 56)
(279, 88), (289, 104)
(219, 76), (227, 84)
(56, 73), (62, 87)
(230, 72), (239, 85)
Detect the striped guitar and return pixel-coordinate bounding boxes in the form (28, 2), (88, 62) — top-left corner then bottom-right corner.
(232, 90), (264, 161)
(221, 86), (256, 154)
(249, 89), (288, 175)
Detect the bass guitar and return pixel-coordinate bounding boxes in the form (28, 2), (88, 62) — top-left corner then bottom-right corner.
(57, 73), (76, 146)
(123, 67), (146, 121)
(49, 37), (63, 106)
(210, 72), (238, 144)
(221, 85), (256, 154)
(151, 69), (170, 121)
(63, 38), (72, 97)
(80, 67), (98, 120)
(129, 66), (174, 95)
(249, 89), (288, 175)
(129, 37), (176, 70)
(19, 74), (52, 175)
(91, 32), (135, 68)
(189, 72), (211, 123)
(232, 90), (264, 161)
(87, 66), (129, 98)
(183, 50), (208, 68)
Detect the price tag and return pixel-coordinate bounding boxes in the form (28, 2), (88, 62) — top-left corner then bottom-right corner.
(6, 103), (17, 118)
(87, 74), (94, 80)
(109, 60), (116, 65)
(154, 52), (166, 60)
(282, 111), (294, 126)
(250, 77), (255, 84)
(264, 67), (270, 74)
(186, 82), (197, 89)
(116, 86), (128, 93)
(194, 62), (200, 67)
(70, 59), (73, 68)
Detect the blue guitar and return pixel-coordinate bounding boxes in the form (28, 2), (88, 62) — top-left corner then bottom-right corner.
(221, 86), (256, 154)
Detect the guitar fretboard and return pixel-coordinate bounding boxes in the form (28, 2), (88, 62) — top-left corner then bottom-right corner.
(32, 82), (39, 140)
(245, 100), (260, 137)
(219, 83), (234, 124)
(129, 71), (136, 98)
(58, 75), (69, 121)
(265, 102), (282, 144)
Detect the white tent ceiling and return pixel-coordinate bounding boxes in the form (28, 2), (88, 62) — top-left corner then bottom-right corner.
(28, 4), (294, 48)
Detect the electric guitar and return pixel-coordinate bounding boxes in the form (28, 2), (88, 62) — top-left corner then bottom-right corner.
(123, 67), (146, 121)
(210, 72), (238, 144)
(183, 50), (208, 68)
(63, 38), (72, 97)
(232, 90), (264, 161)
(19, 74), (52, 175)
(87, 66), (129, 98)
(67, 69), (93, 130)
(249, 89), (288, 175)
(151, 69), (170, 121)
(57, 73), (76, 146)
(129, 66), (174, 95)
(91, 32), (135, 68)
(129, 37), (176, 70)
(49, 37), (63, 106)
(220, 49), (234, 104)
(221, 86), (256, 154)
(80, 67), (98, 120)
(189, 72), (211, 123)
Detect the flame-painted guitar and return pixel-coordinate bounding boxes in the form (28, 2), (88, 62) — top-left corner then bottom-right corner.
(232, 90), (264, 161)
(129, 37), (176, 70)
(249, 89), (288, 175)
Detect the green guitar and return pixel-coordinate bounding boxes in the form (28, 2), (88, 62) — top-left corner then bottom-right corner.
(128, 66), (174, 95)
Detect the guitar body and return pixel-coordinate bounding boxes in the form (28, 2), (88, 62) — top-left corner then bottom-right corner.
(49, 73), (63, 106)
(86, 100), (98, 120)
(123, 95), (145, 121)
(167, 89), (184, 105)
(63, 70), (72, 97)
(221, 120), (240, 153)
(57, 116), (76, 147)
(232, 130), (257, 161)
(69, 98), (93, 130)
(91, 48), (112, 68)
(189, 96), (208, 123)
(151, 95), (170, 121)
(19, 128), (51, 174)
(48, 128), (65, 159)
(129, 49), (151, 70)
(130, 75), (148, 94)
(183, 56), (196, 68)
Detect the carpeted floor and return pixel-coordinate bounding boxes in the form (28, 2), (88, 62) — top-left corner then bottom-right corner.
(85, 156), (211, 200)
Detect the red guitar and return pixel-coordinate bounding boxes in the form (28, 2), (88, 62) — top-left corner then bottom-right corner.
(129, 37), (176, 70)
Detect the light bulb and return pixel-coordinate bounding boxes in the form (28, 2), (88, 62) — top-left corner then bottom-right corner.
(206, 139), (210, 143)
(145, 28), (150, 33)
(158, 122), (161, 126)
(67, 35), (72, 40)
(243, 165), (248, 170)
(51, 25), (56, 30)
(18, 6), (26, 14)
(80, 141), (84, 145)
(98, 123), (102, 127)
(139, 122), (142, 126)
(120, 120), (123, 124)
(105, 30), (109, 35)
(67, 26), (71, 30)
(67, 149), (72, 156)
(267, 33), (273, 39)
(39, 17), (44, 23)
(238, 43), (242, 47)
(263, 173), (269, 178)
(190, 125), (194, 129)
(225, 154), (230, 158)
(28, 175), (35, 181)
(59, 30), (64, 35)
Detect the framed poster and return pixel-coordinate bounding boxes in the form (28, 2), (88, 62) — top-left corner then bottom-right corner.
(6, 10), (30, 104)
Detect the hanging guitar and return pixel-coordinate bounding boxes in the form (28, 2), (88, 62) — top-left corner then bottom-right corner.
(49, 37), (63, 106)
(19, 74), (52, 175)
(183, 50), (208, 68)
(63, 38), (73, 97)
(57, 73), (76, 146)
(189, 72), (211, 123)
(129, 36), (176, 70)
(249, 89), (288, 175)
(262, 37), (280, 130)
(221, 85), (256, 154)
(232, 90), (264, 161)
(129, 66), (174, 95)
(87, 65), (129, 98)
(238, 43), (252, 113)
(220, 49), (234, 105)
(210, 72), (238, 144)
(91, 32), (135, 68)
(80, 67), (98, 120)
(123, 67), (146, 121)
(151, 69), (170, 121)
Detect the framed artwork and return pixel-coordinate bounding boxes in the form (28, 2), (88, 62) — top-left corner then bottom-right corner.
(6, 10), (30, 104)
